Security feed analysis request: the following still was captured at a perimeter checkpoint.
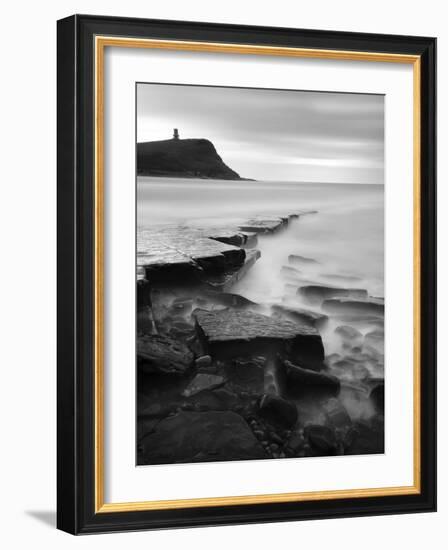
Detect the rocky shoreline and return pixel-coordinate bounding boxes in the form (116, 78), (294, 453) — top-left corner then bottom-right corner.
(137, 211), (384, 465)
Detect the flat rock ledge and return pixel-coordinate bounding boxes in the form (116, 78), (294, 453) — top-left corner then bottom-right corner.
(137, 212), (315, 285)
(193, 308), (325, 369)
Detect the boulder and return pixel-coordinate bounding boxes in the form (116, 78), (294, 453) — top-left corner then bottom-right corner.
(298, 285), (368, 305)
(204, 249), (261, 291)
(239, 217), (286, 234)
(288, 254), (319, 265)
(182, 374), (225, 397)
(365, 329), (385, 354)
(272, 304), (329, 329)
(369, 382), (385, 413)
(324, 398), (352, 429)
(282, 360), (340, 398)
(344, 419), (384, 455)
(280, 265), (302, 279)
(258, 394), (298, 428)
(185, 388), (240, 411)
(203, 291), (258, 309)
(334, 325), (363, 350)
(335, 325), (363, 341)
(322, 298), (384, 317)
(193, 308), (325, 369)
(195, 355), (212, 368)
(304, 424), (337, 453)
(137, 335), (194, 375)
(137, 278), (152, 308)
(320, 273), (362, 283)
(225, 356), (265, 392)
(139, 411), (266, 464)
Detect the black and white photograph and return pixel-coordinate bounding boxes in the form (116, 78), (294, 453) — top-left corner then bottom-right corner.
(136, 83), (385, 466)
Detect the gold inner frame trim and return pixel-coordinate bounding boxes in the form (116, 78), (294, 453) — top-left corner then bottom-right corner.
(94, 35), (421, 513)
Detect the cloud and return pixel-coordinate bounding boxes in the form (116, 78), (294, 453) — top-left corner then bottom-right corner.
(137, 83), (384, 184)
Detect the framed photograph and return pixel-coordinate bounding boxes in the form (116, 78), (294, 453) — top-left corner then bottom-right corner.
(57, 14), (436, 534)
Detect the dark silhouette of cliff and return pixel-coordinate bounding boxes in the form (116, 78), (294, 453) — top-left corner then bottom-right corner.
(137, 138), (246, 180)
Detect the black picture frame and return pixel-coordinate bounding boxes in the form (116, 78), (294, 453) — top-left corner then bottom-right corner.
(57, 14), (436, 534)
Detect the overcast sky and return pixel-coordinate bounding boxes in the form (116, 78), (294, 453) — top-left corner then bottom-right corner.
(137, 83), (384, 184)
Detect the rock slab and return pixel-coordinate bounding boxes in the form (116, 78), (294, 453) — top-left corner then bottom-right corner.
(193, 308), (324, 368)
(137, 335), (194, 375)
(139, 411), (266, 464)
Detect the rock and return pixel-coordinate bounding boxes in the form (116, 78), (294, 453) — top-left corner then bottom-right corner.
(325, 353), (342, 366)
(322, 298), (384, 317)
(195, 355), (212, 368)
(320, 273), (362, 283)
(258, 394), (298, 428)
(286, 430), (306, 453)
(204, 249), (261, 291)
(171, 297), (193, 314)
(334, 325), (364, 351)
(137, 335), (194, 375)
(203, 291), (258, 309)
(298, 285), (368, 305)
(272, 304), (328, 329)
(324, 398), (352, 428)
(137, 308), (156, 336)
(369, 382), (385, 413)
(239, 217), (287, 234)
(182, 374), (225, 397)
(365, 329), (385, 354)
(193, 308), (324, 369)
(225, 357), (265, 392)
(335, 325), (363, 342)
(187, 388), (240, 411)
(137, 278), (152, 308)
(304, 424), (337, 453)
(139, 411), (266, 464)
(344, 419), (384, 455)
(138, 225), (246, 284)
(280, 265), (302, 278)
(288, 254), (319, 265)
(282, 360), (340, 398)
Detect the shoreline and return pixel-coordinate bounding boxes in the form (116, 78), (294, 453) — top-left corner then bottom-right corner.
(136, 210), (384, 466)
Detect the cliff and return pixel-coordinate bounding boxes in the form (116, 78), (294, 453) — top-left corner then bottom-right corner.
(137, 138), (244, 180)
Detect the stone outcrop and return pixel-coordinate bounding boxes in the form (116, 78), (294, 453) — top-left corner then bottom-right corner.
(272, 304), (328, 329)
(258, 394), (298, 428)
(182, 373), (225, 397)
(298, 285), (368, 304)
(137, 334), (194, 375)
(137, 138), (243, 180)
(288, 254), (319, 265)
(281, 360), (340, 398)
(193, 308), (325, 368)
(322, 298), (384, 317)
(139, 411), (266, 464)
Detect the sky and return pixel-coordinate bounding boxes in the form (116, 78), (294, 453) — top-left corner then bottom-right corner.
(137, 83), (384, 184)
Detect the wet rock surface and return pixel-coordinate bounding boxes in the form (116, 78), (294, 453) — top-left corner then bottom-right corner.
(137, 335), (194, 375)
(258, 394), (298, 429)
(322, 298), (384, 317)
(281, 360), (340, 398)
(272, 304), (328, 329)
(193, 308), (325, 368)
(298, 285), (368, 305)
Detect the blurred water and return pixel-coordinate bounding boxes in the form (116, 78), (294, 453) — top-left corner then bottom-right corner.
(138, 176), (384, 298)
(138, 176), (385, 422)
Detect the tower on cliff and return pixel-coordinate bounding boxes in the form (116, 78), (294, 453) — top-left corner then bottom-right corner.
(173, 128), (179, 140)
